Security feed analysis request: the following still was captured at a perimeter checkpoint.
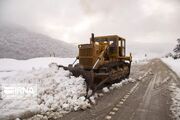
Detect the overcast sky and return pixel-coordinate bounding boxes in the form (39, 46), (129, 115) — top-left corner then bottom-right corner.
(0, 0), (180, 57)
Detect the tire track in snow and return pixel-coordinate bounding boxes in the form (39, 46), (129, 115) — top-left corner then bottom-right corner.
(137, 73), (157, 120)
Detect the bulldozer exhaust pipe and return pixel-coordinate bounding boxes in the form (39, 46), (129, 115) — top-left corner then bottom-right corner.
(91, 33), (95, 43)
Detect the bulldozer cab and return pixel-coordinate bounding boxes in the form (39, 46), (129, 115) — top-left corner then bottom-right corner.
(93, 35), (126, 59)
(78, 34), (131, 70)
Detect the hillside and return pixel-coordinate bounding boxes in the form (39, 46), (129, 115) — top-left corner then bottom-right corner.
(0, 25), (77, 59)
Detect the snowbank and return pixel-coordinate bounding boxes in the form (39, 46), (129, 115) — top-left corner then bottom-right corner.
(161, 58), (180, 76)
(163, 58), (180, 120)
(0, 63), (90, 120)
(0, 58), (91, 120)
(101, 78), (137, 94)
(169, 83), (180, 120)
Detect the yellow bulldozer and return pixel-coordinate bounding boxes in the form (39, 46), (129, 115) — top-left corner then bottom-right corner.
(59, 33), (132, 97)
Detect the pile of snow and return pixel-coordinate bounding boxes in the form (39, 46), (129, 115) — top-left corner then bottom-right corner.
(161, 58), (180, 76)
(0, 65), (90, 119)
(0, 58), (91, 120)
(102, 87), (110, 93)
(110, 78), (136, 90)
(169, 83), (180, 120)
(102, 78), (136, 93)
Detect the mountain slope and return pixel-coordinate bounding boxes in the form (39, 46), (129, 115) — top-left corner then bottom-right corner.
(0, 25), (77, 59)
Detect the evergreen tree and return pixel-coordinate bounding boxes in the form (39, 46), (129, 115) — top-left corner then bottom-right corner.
(173, 38), (180, 59)
(174, 39), (180, 53)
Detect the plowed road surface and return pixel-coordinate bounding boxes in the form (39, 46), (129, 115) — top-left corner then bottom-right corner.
(61, 59), (180, 120)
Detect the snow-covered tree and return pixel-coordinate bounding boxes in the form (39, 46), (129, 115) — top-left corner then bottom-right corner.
(165, 52), (173, 58)
(173, 38), (180, 59)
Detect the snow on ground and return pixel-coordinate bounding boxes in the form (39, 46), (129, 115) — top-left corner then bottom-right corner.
(161, 58), (180, 76)
(0, 57), (90, 120)
(109, 78), (136, 90)
(0, 57), (75, 71)
(162, 58), (180, 120)
(0, 57), (75, 79)
(102, 87), (110, 93)
(0, 63), (90, 120)
(132, 56), (151, 65)
(101, 70), (152, 94)
(0, 57), (141, 119)
(169, 83), (180, 120)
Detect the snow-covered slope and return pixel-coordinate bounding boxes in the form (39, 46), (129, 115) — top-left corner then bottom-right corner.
(0, 57), (75, 79)
(161, 58), (180, 76)
(0, 25), (77, 59)
(0, 57), (75, 72)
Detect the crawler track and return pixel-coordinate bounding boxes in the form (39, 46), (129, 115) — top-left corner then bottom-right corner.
(61, 61), (131, 96)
